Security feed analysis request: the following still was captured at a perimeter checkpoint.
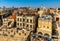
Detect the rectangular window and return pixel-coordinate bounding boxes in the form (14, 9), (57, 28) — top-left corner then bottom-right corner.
(20, 18), (22, 22)
(56, 17), (59, 21)
(17, 18), (19, 21)
(27, 19), (29, 22)
(47, 26), (49, 29)
(30, 19), (32, 23)
(23, 18), (25, 22)
(17, 23), (19, 26)
(8, 21), (12, 26)
(30, 25), (32, 28)
(26, 24), (28, 27)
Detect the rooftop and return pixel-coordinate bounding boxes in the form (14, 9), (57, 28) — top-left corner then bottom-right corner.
(39, 15), (52, 21)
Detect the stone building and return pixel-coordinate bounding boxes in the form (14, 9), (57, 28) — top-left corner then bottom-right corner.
(37, 15), (52, 41)
(16, 12), (38, 31)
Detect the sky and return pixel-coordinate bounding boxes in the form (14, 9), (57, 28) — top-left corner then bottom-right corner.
(0, 0), (60, 8)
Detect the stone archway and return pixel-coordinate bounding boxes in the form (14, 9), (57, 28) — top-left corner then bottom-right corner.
(44, 34), (50, 41)
(38, 32), (43, 35)
(38, 32), (43, 38)
(44, 33), (50, 38)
